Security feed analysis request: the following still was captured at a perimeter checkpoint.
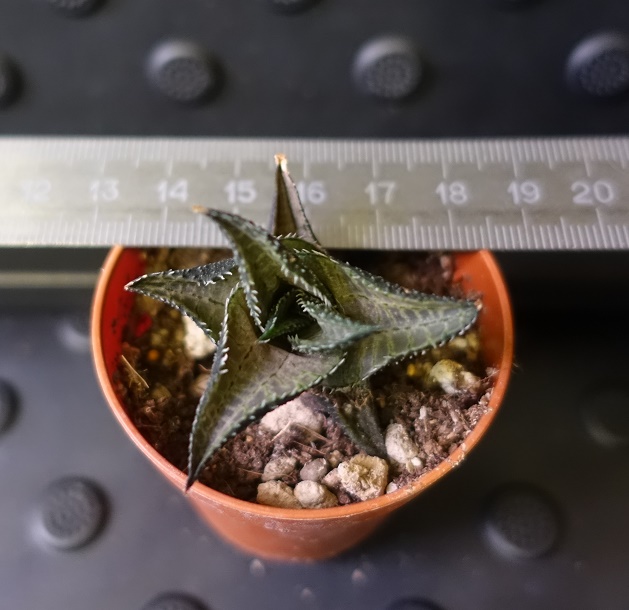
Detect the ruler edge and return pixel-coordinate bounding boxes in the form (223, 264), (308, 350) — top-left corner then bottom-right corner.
(1, 134), (628, 250)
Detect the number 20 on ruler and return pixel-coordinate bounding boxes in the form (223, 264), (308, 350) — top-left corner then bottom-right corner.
(436, 180), (616, 207)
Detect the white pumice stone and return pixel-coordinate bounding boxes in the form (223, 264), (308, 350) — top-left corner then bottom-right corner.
(256, 481), (302, 509)
(191, 372), (210, 398)
(337, 455), (389, 501)
(386, 482), (399, 494)
(321, 467), (341, 489)
(262, 456), (298, 482)
(429, 359), (480, 394)
(294, 481), (338, 508)
(260, 396), (324, 435)
(449, 333), (480, 360)
(299, 458), (329, 482)
(182, 315), (216, 359)
(385, 423), (420, 466)
(408, 456), (423, 473)
(327, 450), (344, 468)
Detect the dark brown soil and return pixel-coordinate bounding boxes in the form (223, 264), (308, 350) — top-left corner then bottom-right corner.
(115, 248), (495, 505)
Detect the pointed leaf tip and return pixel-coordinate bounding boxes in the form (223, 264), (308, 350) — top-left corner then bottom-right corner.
(274, 153), (287, 170)
(270, 155), (321, 246)
(123, 260), (239, 342)
(124, 277), (141, 292)
(185, 475), (194, 492)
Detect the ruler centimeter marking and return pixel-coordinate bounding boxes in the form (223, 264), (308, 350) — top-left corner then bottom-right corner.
(0, 136), (628, 249)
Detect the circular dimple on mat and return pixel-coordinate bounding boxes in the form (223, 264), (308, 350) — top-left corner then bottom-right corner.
(33, 477), (107, 550)
(44, 0), (103, 17)
(566, 32), (629, 97)
(353, 36), (422, 100)
(267, 0), (320, 14)
(0, 380), (17, 434)
(141, 593), (206, 610)
(0, 55), (20, 107)
(582, 384), (629, 447)
(485, 483), (559, 559)
(387, 599), (444, 610)
(147, 40), (221, 104)
(58, 312), (91, 352)
(494, 0), (542, 8)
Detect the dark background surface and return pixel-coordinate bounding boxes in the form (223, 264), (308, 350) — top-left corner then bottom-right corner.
(1, 1), (629, 609)
(1, 0), (629, 138)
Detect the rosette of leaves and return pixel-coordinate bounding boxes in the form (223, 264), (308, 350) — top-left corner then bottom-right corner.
(126, 156), (479, 489)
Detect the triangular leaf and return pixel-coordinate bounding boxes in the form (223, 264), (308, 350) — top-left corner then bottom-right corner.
(290, 292), (379, 353)
(259, 315), (312, 344)
(125, 258), (238, 342)
(268, 154), (321, 246)
(323, 384), (387, 457)
(196, 208), (332, 330)
(289, 249), (479, 386)
(258, 289), (311, 342)
(280, 235), (324, 254)
(187, 287), (344, 488)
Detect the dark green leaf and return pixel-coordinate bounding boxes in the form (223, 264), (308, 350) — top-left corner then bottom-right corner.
(290, 292), (379, 353)
(197, 208), (332, 330)
(187, 287), (344, 488)
(268, 154), (321, 246)
(323, 384), (387, 457)
(258, 289), (311, 342)
(125, 258), (238, 342)
(290, 249), (479, 386)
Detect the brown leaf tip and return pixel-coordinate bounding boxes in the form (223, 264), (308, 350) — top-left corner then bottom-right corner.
(274, 153), (288, 171)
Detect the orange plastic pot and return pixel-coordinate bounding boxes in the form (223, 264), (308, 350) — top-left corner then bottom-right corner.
(92, 246), (513, 561)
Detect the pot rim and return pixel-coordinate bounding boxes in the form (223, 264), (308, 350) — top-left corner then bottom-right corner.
(92, 246), (513, 521)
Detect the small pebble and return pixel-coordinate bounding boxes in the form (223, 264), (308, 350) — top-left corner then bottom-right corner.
(449, 333), (480, 360)
(191, 372), (210, 398)
(262, 456), (298, 482)
(429, 330), (480, 363)
(337, 455), (389, 501)
(327, 450), (344, 467)
(385, 482), (399, 494)
(294, 481), (338, 508)
(182, 315), (216, 359)
(150, 383), (172, 400)
(321, 468), (340, 489)
(385, 423), (420, 466)
(408, 456), (423, 473)
(430, 359), (480, 394)
(260, 395), (324, 435)
(256, 481), (302, 509)
(300, 458), (329, 482)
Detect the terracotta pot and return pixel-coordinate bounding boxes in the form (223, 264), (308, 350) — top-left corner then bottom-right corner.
(91, 246), (514, 561)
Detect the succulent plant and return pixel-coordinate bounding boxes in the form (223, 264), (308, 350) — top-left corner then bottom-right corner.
(126, 155), (479, 489)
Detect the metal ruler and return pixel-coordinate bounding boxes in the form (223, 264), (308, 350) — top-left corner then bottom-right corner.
(1, 136), (628, 250)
